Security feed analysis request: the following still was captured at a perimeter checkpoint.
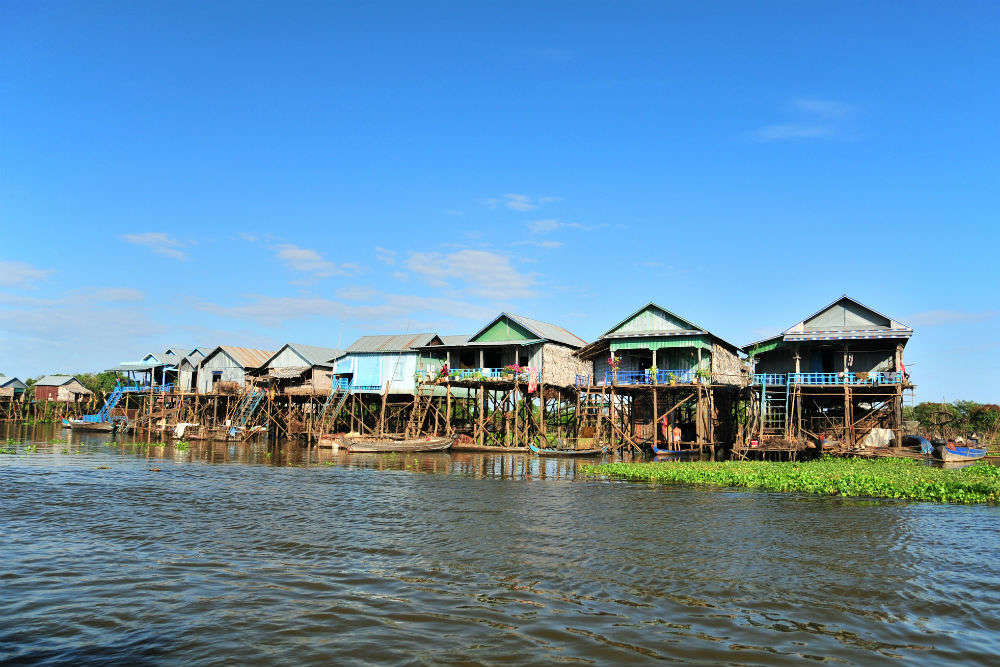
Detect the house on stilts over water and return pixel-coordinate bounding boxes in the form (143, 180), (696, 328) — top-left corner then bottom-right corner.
(573, 303), (745, 454)
(399, 313), (591, 450)
(742, 295), (913, 455)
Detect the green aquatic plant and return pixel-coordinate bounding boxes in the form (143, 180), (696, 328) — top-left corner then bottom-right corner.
(0, 445), (15, 455)
(23, 444), (37, 454)
(174, 440), (190, 451)
(583, 457), (1000, 505)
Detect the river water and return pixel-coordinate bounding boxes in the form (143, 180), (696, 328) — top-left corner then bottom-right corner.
(2, 425), (999, 666)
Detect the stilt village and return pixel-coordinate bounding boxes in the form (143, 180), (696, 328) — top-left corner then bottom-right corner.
(0, 295), (915, 459)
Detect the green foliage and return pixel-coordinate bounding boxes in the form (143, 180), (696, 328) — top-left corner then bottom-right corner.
(76, 371), (124, 394)
(584, 457), (1000, 505)
(907, 400), (1000, 444)
(174, 440), (190, 450)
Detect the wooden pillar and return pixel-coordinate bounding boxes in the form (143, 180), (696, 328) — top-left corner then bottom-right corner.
(539, 381), (546, 437)
(477, 383), (484, 446)
(445, 382), (452, 435)
(793, 344), (801, 374)
(651, 386), (658, 450)
(479, 349), (484, 370)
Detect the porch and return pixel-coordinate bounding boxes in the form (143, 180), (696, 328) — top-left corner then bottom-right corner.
(752, 371), (905, 386)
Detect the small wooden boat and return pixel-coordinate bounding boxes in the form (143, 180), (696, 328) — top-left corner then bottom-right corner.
(651, 444), (699, 456)
(528, 441), (609, 457)
(342, 435), (453, 453)
(66, 419), (114, 432)
(934, 441), (987, 462)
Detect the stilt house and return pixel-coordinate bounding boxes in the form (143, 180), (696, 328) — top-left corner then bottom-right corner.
(334, 334), (444, 394)
(418, 313), (589, 387)
(743, 295), (913, 450)
(253, 343), (345, 394)
(33, 375), (92, 402)
(574, 303), (744, 386)
(197, 346), (273, 393)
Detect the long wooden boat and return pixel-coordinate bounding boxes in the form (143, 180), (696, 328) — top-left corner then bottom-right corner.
(450, 441), (529, 453)
(528, 441), (609, 457)
(934, 442), (987, 462)
(66, 419), (114, 432)
(342, 435), (453, 453)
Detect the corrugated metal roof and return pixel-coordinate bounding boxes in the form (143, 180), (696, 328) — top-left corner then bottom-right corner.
(209, 346), (274, 369)
(1, 376), (26, 388)
(501, 313), (587, 348)
(109, 361), (173, 372)
(284, 343), (344, 366)
(345, 333), (437, 353)
(34, 375), (79, 386)
(744, 295), (914, 349)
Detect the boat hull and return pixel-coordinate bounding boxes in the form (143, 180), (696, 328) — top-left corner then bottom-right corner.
(342, 436), (453, 453)
(528, 442), (608, 457)
(68, 419), (113, 432)
(450, 442), (528, 453)
(934, 444), (987, 462)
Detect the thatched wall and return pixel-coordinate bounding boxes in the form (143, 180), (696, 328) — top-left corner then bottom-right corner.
(541, 343), (591, 388)
(712, 343), (748, 386)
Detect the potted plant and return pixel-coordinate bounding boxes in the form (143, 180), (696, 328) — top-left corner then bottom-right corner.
(696, 368), (711, 384)
(608, 356), (621, 383)
(668, 372), (677, 386)
(647, 365), (658, 384)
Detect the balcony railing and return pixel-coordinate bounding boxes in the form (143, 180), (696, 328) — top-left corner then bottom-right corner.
(120, 383), (173, 393)
(602, 369), (700, 385)
(752, 372), (905, 386)
(446, 367), (537, 382)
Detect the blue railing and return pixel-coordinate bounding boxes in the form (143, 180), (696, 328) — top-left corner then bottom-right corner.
(333, 377), (351, 390)
(447, 368), (536, 382)
(752, 372), (905, 386)
(119, 383), (173, 393)
(603, 369), (699, 385)
(575, 374), (591, 387)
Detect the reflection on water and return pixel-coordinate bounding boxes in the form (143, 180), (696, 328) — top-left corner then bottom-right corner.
(3, 423), (1000, 665)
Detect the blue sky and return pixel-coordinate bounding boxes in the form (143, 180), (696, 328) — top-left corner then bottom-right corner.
(1, 2), (997, 401)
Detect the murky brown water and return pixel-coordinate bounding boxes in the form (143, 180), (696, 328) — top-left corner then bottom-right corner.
(2, 424), (1000, 665)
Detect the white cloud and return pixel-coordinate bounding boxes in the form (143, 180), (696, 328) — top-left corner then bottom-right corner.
(122, 232), (191, 260)
(907, 310), (999, 326)
(86, 287), (145, 302)
(751, 98), (856, 143)
(514, 239), (564, 249)
(404, 249), (536, 299)
(485, 194), (561, 212)
(527, 219), (604, 234)
(751, 124), (837, 141)
(375, 246), (397, 265)
(0, 260), (53, 287)
(793, 98), (854, 118)
(195, 292), (494, 328)
(337, 286), (377, 301)
(275, 244), (356, 278)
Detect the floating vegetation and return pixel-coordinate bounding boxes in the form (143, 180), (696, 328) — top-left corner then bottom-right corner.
(0, 442), (38, 455)
(583, 457), (1000, 505)
(174, 441), (190, 451)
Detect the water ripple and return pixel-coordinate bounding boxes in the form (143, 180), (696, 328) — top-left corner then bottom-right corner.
(2, 427), (1000, 665)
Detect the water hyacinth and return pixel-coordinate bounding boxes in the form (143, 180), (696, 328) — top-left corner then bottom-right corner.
(583, 457), (1000, 505)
